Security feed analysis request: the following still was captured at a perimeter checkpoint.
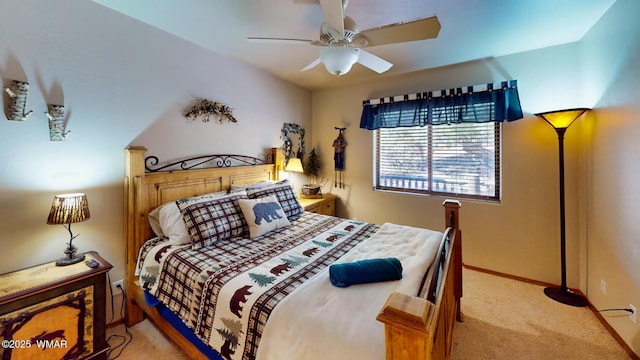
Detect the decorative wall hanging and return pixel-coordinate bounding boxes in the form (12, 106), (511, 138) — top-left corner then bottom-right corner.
(280, 123), (305, 166)
(183, 98), (237, 123)
(3, 80), (33, 121)
(45, 104), (70, 141)
(332, 127), (347, 189)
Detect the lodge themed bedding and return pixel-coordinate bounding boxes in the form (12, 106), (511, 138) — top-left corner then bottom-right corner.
(138, 212), (379, 359)
(136, 180), (443, 360)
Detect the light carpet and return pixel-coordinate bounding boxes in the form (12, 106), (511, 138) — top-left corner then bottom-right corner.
(107, 268), (632, 359)
(452, 268), (631, 359)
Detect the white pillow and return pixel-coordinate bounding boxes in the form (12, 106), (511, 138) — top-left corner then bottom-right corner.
(148, 205), (165, 238)
(238, 195), (291, 238)
(148, 191), (236, 245)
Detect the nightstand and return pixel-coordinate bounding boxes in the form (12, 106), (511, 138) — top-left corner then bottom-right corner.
(0, 251), (112, 360)
(298, 193), (337, 216)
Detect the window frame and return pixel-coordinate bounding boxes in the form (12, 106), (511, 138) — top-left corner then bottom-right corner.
(373, 122), (502, 202)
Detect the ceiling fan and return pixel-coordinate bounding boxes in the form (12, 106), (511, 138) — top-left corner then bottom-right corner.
(247, 0), (441, 76)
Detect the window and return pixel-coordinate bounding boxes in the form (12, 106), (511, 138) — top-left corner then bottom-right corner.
(375, 120), (501, 201)
(364, 81), (523, 201)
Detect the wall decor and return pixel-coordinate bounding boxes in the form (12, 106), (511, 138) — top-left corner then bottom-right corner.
(302, 148), (328, 197)
(183, 98), (237, 123)
(3, 80), (33, 121)
(332, 127), (347, 189)
(305, 148), (321, 184)
(45, 104), (70, 141)
(280, 123), (305, 166)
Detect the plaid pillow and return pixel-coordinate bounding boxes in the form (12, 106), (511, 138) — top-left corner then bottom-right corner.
(178, 192), (249, 250)
(148, 191), (233, 245)
(246, 180), (303, 221)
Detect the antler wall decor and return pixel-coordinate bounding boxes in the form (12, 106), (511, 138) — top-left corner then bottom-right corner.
(183, 98), (237, 123)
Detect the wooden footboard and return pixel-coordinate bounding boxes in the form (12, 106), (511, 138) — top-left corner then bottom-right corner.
(377, 200), (462, 360)
(123, 147), (462, 360)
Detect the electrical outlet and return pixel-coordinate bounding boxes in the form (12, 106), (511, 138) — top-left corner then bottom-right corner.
(630, 304), (637, 324)
(111, 279), (123, 293)
(600, 279), (606, 294)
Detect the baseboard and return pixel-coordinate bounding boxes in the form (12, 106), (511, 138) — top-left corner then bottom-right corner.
(463, 264), (560, 288)
(107, 319), (124, 328)
(588, 304), (640, 360)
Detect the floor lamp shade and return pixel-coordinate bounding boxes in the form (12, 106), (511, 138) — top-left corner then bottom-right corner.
(536, 108), (589, 130)
(535, 108), (589, 307)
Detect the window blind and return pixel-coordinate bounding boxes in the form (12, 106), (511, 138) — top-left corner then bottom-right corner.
(375, 107), (501, 200)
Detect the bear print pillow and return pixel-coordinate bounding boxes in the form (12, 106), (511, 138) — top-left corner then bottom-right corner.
(238, 195), (291, 238)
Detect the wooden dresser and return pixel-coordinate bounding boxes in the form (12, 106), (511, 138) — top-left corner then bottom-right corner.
(298, 193), (337, 216)
(0, 251), (112, 360)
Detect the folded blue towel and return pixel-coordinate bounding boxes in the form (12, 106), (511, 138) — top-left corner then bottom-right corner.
(329, 258), (403, 287)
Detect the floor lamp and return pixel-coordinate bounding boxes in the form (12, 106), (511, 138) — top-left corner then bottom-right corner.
(535, 108), (589, 307)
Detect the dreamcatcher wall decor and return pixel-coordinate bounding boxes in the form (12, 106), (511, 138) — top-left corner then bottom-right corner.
(332, 127), (346, 188)
(280, 122), (305, 167)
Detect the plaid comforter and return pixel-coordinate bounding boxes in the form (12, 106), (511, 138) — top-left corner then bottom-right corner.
(137, 212), (380, 360)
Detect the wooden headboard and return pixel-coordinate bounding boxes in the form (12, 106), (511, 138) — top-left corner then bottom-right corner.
(123, 146), (278, 324)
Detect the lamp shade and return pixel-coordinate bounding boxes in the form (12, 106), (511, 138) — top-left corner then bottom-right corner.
(47, 193), (90, 225)
(535, 108), (590, 130)
(320, 46), (359, 76)
(284, 158), (304, 173)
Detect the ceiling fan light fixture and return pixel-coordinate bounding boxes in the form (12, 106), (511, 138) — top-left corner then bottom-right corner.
(319, 46), (359, 76)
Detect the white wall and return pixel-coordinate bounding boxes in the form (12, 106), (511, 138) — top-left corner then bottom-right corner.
(581, 0), (640, 353)
(0, 0), (310, 321)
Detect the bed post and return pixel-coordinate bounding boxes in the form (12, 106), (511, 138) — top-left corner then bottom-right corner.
(443, 199), (463, 322)
(271, 147), (283, 180)
(377, 199), (462, 360)
(124, 146), (147, 326)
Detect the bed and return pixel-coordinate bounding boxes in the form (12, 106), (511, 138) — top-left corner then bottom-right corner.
(123, 146), (463, 360)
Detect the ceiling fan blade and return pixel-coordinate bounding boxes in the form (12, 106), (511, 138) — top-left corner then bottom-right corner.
(247, 37), (314, 45)
(301, 58), (322, 71)
(355, 49), (392, 73)
(359, 16), (441, 47)
(319, 0), (345, 40)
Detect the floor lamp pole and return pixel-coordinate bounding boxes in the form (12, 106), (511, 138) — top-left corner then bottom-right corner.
(556, 128), (568, 291)
(543, 127), (588, 307)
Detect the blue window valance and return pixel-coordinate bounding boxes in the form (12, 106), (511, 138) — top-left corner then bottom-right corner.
(360, 80), (523, 130)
